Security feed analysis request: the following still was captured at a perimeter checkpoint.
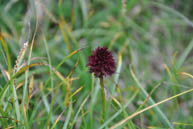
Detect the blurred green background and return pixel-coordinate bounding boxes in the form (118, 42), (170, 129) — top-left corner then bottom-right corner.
(0, 0), (193, 129)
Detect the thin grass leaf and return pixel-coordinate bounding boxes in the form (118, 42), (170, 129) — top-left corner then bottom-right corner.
(58, 20), (71, 51)
(112, 97), (121, 107)
(70, 0), (75, 27)
(64, 79), (71, 107)
(163, 64), (172, 79)
(46, 88), (59, 129)
(12, 81), (21, 121)
(50, 110), (65, 129)
(60, 16), (80, 46)
(0, 116), (19, 123)
(29, 100), (42, 126)
(44, 47), (84, 90)
(89, 76), (99, 128)
(151, 2), (193, 27)
(110, 88), (193, 129)
(5, 126), (15, 129)
(0, 106), (8, 127)
(0, 63), (43, 99)
(0, 34), (12, 75)
(43, 35), (54, 97)
(78, 0), (88, 24)
(178, 72), (193, 79)
(22, 2), (38, 127)
(70, 95), (89, 129)
(36, 0), (57, 23)
(70, 86), (83, 98)
(40, 81), (50, 113)
(28, 75), (34, 99)
(176, 39), (193, 69)
(173, 122), (193, 127)
(137, 83), (161, 111)
(109, 32), (122, 50)
(56, 47), (85, 70)
(115, 84), (137, 129)
(163, 81), (191, 89)
(98, 90), (139, 129)
(0, 63), (9, 81)
(111, 52), (122, 95)
(67, 58), (79, 77)
(130, 66), (174, 129)
(62, 102), (73, 129)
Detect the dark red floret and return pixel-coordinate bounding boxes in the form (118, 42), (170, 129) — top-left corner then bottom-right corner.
(86, 46), (116, 78)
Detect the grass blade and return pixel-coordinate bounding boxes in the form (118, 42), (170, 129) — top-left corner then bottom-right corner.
(176, 39), (193, 69)
(130, 66), (174, 129)
(0, 63), (43, 100)
(98, 90), (139, 129)
(0, 34), (12, 75)
(51, 110), (65, 129)
(70, 95), (89, 128)
(151, 2), (193, 27)
(110, 88), (193, 129)
(62, 103), (73, 129)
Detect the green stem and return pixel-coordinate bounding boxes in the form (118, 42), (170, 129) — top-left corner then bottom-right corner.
(99, 77), (106, 123)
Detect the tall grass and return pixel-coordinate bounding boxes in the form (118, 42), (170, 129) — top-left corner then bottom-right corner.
(0, 0), (193, 129)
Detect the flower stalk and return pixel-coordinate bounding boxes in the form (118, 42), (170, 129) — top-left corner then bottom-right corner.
(86, 46), (116, 123)
(99, 77), (106, 123)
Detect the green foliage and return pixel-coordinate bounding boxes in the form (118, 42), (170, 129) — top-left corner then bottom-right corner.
(0, 0), (193, 129)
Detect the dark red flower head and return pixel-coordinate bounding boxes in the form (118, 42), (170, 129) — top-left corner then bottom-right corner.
(87, 46), (116, 78)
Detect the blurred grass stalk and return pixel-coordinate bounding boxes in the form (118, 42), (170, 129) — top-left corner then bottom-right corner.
(130, 66), (174, 129)
(99, 77), (106, 124)
(110, 87), (193, 129)
(22, 0), (38, 127)
(0, 34), (12, 75)
(98, 90), (139, 129)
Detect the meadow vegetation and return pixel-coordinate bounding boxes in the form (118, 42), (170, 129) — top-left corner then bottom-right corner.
(0, 0), (193, 128)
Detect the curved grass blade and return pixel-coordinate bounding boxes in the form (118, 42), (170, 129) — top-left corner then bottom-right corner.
(178, 72), (193, 79)
(50, 110), (65, 129)
(176, 39), (193, 69)
(43, 35), (54, 97)
(98, 90), (139, 129)
(56, 47), (85, 70)
(70, 95), (89, 129)
(22, 2), (38, 127)
(62, 102), (73, 129)
(46, 88), (59, 129)
(89, 76), (99, 128)
(44, 47), (85, 87)
(151, 2), (193, 27)
(110, 88), (193, 129)
(173, 122), (193, 127)
(0, 63), (44, 99)
(0, 34), (12, 75)
(130, 66), (174, 129)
